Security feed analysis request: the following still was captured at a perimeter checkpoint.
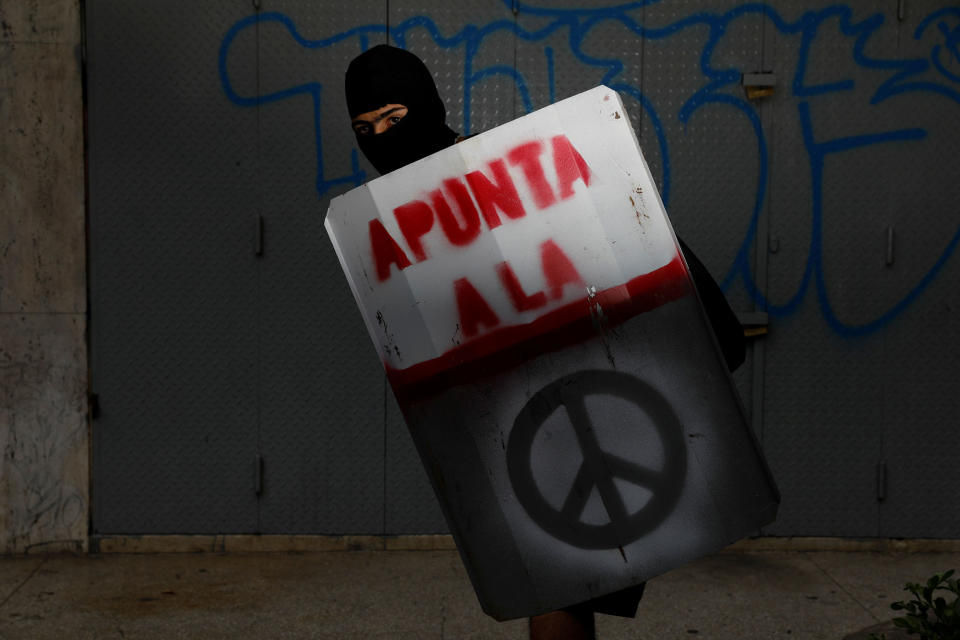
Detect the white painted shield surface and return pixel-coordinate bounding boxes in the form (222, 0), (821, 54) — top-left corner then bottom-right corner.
(326, 86), (778, 620)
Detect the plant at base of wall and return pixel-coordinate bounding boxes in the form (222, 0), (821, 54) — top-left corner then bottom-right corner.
(870, 570), (960, 640)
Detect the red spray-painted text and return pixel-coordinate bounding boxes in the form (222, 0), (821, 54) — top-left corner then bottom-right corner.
(369, 135), (594, 339)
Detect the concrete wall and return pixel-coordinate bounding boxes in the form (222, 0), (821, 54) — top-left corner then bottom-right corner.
(0, 0), (88, 554)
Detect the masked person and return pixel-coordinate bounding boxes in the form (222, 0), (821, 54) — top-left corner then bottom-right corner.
(345, 44), (460, 175)
(345, 44), (744, 640)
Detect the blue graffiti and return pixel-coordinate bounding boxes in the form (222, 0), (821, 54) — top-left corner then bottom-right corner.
(219, 2), (960, 337)
(917, 8), (960, 84)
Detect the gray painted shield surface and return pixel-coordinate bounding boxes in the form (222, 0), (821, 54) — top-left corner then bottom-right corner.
(394, 290), (778, 619)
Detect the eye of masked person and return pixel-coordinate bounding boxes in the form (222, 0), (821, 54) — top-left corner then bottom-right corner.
(352, 104), (409, 136)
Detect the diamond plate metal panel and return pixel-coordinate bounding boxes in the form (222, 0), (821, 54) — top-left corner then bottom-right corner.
(879, 0), (960, 538)
(638, 1), (763, 315)
(254, 1), (389, 533)
(762, 314), (883, 536)
(88, 0), (261, 532)
(515, 8), (639, 117)
(388, 2), (517, 137)
(798, 10), (906, 328)
(385, 382), (448, 534)
(881, 265), (960, 537)
(760, 1), (898, 536)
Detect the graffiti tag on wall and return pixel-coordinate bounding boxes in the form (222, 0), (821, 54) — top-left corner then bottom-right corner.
(219, 2), (960, 337)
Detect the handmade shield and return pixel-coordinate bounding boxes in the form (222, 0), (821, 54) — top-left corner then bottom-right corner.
(325, 85), (778, 620)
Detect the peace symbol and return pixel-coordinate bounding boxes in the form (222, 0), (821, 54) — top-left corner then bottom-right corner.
(506, 370), (686, 550)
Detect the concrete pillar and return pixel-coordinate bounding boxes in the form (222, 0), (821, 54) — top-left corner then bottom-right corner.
(0, 0), (88, 554)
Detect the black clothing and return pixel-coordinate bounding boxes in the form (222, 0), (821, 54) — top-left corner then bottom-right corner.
(345, 44), (458, 175)
(678, 238), (746, 372)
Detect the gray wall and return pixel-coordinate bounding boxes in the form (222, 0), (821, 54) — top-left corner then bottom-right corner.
(0, 1), (88, 554)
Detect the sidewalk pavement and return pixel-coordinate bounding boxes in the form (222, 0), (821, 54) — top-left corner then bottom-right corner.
(1, 545), (958, 639)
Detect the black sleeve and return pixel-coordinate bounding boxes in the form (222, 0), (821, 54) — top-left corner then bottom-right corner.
(677, 237), (746, 372)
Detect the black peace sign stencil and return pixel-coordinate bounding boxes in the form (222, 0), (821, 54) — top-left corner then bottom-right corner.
(506, 370), (687, 550)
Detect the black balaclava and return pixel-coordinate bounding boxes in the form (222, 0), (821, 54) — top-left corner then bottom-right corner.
(345, 44), (459, 176)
